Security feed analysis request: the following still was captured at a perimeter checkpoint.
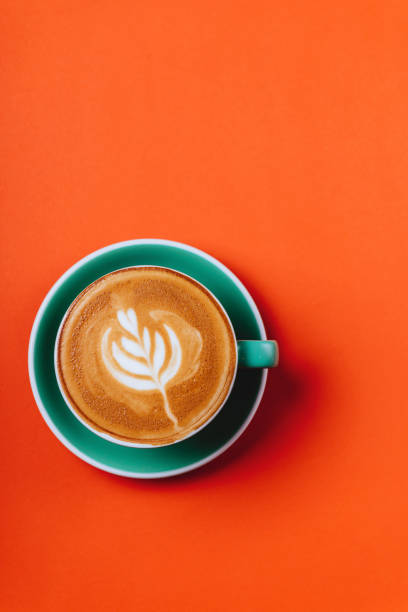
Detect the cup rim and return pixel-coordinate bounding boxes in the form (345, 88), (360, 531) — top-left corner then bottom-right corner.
(28, 239), (267, 478)
(53, 265), (239, 448)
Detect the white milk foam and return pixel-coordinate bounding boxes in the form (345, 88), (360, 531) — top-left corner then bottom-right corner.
(101, 308), (202, 426)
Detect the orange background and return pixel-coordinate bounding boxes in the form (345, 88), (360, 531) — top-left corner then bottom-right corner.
(2, 1), (408, 610)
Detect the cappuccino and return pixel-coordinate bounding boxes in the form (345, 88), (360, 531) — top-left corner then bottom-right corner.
(56, 267), (236, 445)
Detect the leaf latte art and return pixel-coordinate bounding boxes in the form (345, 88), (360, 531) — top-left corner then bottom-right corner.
(101, 308), (201, 427)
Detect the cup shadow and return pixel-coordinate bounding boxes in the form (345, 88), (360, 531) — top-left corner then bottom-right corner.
(98, 269), (322, 488)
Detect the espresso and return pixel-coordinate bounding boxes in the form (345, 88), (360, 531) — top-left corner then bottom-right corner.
(56, 267), (236, 444)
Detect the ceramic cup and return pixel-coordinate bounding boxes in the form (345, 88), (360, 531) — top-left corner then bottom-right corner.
(54, 266), (279, 448)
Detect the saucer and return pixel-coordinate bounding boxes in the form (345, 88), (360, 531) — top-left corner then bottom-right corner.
(28, 239), (267, 478)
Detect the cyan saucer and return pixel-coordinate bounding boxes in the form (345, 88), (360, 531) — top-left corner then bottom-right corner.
(28, 239), (267, 478)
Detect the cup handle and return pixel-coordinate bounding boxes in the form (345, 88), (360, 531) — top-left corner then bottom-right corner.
(237, 340), (279, 368)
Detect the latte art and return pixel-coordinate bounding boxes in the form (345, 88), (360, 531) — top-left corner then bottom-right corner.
(56, 267), (236, 445)
(101, 308), (202, 427)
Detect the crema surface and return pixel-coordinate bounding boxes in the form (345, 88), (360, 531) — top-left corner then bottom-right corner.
(56, 267), (236, 444)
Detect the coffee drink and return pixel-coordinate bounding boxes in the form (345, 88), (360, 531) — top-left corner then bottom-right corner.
(56, 267), (236, 445)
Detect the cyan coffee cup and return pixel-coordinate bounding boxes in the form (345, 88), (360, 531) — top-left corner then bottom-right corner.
(54, 266), (278, 448)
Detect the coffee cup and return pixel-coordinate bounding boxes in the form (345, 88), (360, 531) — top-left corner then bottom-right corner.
(54, 266), (278, 448)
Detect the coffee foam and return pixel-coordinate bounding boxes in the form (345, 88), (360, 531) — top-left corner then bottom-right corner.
(56, 267), (236, 444)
